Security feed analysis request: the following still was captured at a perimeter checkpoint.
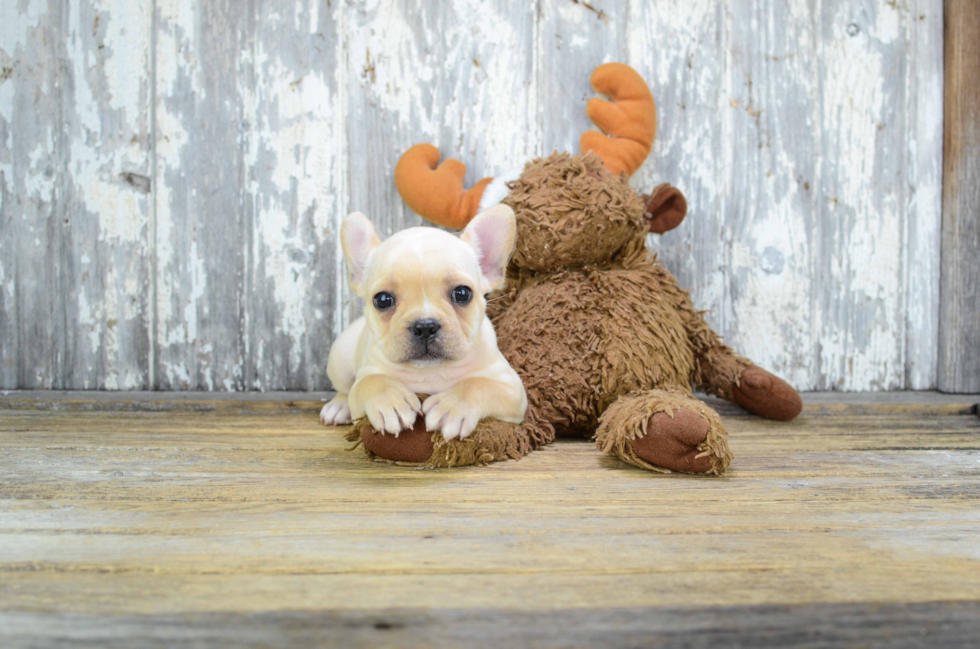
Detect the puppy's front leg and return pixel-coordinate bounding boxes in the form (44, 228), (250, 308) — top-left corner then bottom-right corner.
(349, 374), (422, 436)
(423, 378), (525, 441)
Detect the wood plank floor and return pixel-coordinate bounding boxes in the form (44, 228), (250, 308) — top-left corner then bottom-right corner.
(0, 393), (978, 647)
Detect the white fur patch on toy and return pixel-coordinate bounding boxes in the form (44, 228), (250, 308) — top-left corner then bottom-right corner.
(478, 168), (523, 213)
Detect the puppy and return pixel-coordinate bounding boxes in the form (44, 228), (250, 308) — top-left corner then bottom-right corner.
(319, 204), (527, 441)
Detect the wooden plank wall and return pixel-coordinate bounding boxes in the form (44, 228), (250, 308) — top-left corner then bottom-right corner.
(940, 0), (980, 393)
(0, 0), (947, 392)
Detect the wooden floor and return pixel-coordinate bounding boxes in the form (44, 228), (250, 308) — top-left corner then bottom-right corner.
(1, 392), (978, 647)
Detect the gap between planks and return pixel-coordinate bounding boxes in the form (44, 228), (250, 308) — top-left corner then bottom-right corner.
(0, 391), (976, 416)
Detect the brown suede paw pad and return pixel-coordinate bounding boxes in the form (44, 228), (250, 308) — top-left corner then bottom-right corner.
(359, 417), (434, 464)
(631, 409), (713, 474)
(732, 365), (803, 421)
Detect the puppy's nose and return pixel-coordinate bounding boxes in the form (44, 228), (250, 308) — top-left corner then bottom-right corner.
(410, 318), (441, 341)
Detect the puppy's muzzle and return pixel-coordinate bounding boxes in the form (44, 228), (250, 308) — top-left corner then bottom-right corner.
(409, 318), (441, 343)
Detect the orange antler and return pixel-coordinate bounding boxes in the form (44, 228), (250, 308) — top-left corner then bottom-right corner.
(580, 63), (657, 177)
(394, 144), (493, 229)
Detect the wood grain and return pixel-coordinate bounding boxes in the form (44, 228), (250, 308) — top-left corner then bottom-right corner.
(939, 0), (980, 393)
(0, 1), (948, 391)
(153, 0), (250, 390)
(153, 0), (344, 391)
(642, 0), (945, 391)
(906, 0), (945, 389)
(813, 1), (913, 391)
(243, 0), (344, 391)
(0, 1), (153, 389)
(1, 390), (976, 415)
(538, 0), (626, 157)
(4, 602), (980, 648)
(0, 397), (977, 645)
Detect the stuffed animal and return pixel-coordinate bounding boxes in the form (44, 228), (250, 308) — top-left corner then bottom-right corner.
(348, 63), (802, 475)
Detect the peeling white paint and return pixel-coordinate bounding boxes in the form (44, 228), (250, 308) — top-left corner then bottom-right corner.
(903, 0), (943, 390)
(25, 143), (57, 201)
(1, 0), (946, 391)
(816, 0), (905, 390)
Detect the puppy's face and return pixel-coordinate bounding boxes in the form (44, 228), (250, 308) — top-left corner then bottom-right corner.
(341, 205), (516, 366)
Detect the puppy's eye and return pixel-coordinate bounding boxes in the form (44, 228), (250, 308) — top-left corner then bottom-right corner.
(451, 286), (473, 305)
(372, 292), (395, 310)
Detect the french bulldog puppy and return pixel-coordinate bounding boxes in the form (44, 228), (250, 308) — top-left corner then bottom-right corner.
(319, 205), (527, 441)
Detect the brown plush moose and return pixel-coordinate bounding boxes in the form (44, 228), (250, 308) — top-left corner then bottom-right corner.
(348, 63), (802, 475)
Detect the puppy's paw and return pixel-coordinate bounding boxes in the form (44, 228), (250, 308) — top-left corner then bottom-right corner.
(362, 385), (422, 436)
(422, 391), (483, 441)
(320, 395), (352, 426)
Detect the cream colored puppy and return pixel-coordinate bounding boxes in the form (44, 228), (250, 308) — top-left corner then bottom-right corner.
(319, 205), (527, 440)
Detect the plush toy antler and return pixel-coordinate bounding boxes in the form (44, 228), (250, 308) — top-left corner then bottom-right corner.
(394, 144), (494, 230)
(395, 63), (658, 228)
(580, 63), (657, 177)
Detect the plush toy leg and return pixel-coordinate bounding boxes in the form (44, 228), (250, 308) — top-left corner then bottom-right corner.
(689, 339), (802, 421)
(669, 284), (802, 422)
(595, 389), (732, 475)
(348, 403), (552, 468)
(694, 346), (802, 421)
(731, 365), (803, 421)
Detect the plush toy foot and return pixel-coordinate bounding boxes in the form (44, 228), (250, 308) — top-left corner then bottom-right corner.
(349, 415), (535, 468)
(632, 409), (715, 473)
(596, 389), (732, 475)
(732, 365), (803, 421)
(359, 417), (435, 463)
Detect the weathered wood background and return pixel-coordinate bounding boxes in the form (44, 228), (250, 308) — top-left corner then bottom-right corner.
(940, 0), (980, 394)
(0, 0), (947, 392)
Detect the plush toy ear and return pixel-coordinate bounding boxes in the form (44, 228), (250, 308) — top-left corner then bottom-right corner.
(460, 204), (516, 290)
(643, 184), (688, 234)
(340, 212), (381, 295)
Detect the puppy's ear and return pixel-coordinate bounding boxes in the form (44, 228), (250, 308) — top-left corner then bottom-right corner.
(340, 212), (381, 295)
(460, 204), (516, 290)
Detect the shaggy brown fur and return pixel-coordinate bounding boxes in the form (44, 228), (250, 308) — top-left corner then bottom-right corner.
(353, 151), (802, 474)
